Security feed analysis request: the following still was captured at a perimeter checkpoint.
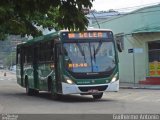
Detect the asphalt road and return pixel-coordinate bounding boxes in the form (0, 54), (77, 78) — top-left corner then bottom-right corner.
(0, 70), (160, 114)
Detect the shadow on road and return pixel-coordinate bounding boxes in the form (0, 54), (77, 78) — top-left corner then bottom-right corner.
(35, 92), (115, 103)
(3, 91), (116, 103)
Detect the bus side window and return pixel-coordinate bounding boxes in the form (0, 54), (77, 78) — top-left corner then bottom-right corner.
(50, 41), (54, 61)
(37, 44), (40, 63)
(27, 46), (33, 63)
(39, 42), (45, 62)
(16, 48), (20, 64)
(18, 54), (20, 64)
(24, 47), (27, 64)
(37, 40), (55, 63)
(23, 46), (33, 64)
(46, 42), (51, 61)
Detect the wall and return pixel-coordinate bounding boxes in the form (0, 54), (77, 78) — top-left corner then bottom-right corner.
(92, 5), (160, 83)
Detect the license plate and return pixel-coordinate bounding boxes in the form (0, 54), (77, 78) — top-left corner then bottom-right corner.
(88, 89), (98, 93)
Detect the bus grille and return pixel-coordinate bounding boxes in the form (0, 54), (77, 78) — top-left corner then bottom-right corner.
(78, 85), (108, 92)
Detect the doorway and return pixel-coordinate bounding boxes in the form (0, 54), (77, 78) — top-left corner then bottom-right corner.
(148, 41), (160, 76)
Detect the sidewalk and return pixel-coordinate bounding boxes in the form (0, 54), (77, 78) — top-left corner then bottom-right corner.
(1, 70), (160, 90)
(120, 82), (160, 90)
(0, 69), (16, 80)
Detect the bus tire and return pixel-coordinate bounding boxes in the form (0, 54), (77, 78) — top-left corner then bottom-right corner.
(34, 89), (39, 95)
(25, 79), (34, 96)
(50, 81), (61, 100)
(51, 93), (61, 100)
(92, 93), (103, 99)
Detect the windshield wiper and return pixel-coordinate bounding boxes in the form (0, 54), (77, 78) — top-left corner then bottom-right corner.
(93, 42), (102, 63)
(95, 41), (102, 55)
(76, 43), (86, 62)
(93, 45), (96, 63)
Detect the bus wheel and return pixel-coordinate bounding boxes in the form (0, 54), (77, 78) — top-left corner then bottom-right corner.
(49, 80), (61, 100)
(25, 80), (34, 96)
(92, 93), (103, 99)
(51, 93), (62, 100)
(34, 89), (39, 95)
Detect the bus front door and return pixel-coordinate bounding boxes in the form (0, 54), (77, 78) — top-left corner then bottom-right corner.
(33, 46), (39, 89)
(54, 43), (62, 94)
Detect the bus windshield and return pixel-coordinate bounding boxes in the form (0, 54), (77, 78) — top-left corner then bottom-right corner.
(63, 41), (116, 74)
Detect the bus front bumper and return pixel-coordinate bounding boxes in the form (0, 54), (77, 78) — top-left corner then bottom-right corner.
(61, 80), (119, 95)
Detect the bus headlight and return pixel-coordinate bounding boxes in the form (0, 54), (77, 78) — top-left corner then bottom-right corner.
(64, 76), (74, 84)
(111, 73), (118, 82)
(66, 79), (74, 84)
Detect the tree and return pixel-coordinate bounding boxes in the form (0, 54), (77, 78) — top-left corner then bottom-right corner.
(0, 0), (94, 40)
(4, 52), (16, 67)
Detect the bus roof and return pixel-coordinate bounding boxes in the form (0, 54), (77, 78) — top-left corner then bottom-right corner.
(17, 28), (112, 47)
(17, 31), (59, 47)
(59, 28), (112, 32)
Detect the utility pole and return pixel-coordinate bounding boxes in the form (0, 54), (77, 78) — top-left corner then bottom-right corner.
(133, 50), (136, 86)
(11, 47), (13, 68)
(128, 48), (136, 86)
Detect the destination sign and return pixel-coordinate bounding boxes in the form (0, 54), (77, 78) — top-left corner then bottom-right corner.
(68, 32), (108, 39)
(68, 63), (88, 68)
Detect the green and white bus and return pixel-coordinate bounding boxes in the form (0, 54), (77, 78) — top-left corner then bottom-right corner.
(16, 29), (121, 99)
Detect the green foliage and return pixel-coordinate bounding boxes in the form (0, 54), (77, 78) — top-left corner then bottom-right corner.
(0, 0), (94, 40)
(4, 52), (16, 67)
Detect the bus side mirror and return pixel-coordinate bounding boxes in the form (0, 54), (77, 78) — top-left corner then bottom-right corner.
(64, 56), (70, 61)
(117, 42), (122, 52)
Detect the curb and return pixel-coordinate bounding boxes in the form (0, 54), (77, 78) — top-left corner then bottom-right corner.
(120, 86), (160, 90)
